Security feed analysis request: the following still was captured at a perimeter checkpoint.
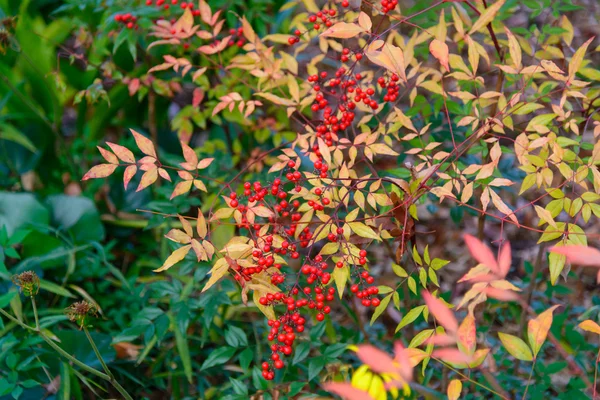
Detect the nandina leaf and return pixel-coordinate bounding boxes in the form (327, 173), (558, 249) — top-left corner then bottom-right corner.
(469, 0), (506, 35)
(463, 234), (500, 274)
(457, 312), (476, 356)
(348, 222), (380, 241)
(191, 239), (207, 261)
(429, 39), (449, 72)
(320, 22), (365, 39)
(197, 158), (214, 170)
(422, 291), (458, 334)
(197, 208), (207, 238)
(504, 27), (522, 69)
(178, 215), (193, 237)
(356, 345), (397, 375)
(579, 320), (600, 335)
(180, 141), (198, 170)
(358, 12), (372, 31)
(255, 92), (296, 106)
(165, 229), (191, 244)
(123, 165), (137, 190)
(130, 129), (157, 158)
(568, 37), (594, 80)
(97, 146), (118, 164)
(432, 349), (472, 365)
(549, 245), (600, 267)
(136, 167), (158, 192)
(527, 305), (560, 357)
(202, 257), (230, 292)
(107, 142), (135, 163)
(154, 244), (191, 272)
(158, 168), (171, 182)
(498, 332), (533, 361)
(170, 180), (193, 199)
(447, 379), (462, 400)
(82, 164), (118, 181)
(323, 383), (374, 400)
(498, 241), (511, 278)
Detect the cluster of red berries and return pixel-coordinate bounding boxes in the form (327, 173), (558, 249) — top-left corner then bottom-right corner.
(378, 74), (401, 102)
(380, 0), (399, 13)
(145, 0), (201, 15)
(114, 13), (138, 30)
(288, 8), (340, 45)
(228, 27), (247, 48)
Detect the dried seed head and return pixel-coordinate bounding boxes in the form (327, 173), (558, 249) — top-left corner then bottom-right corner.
(65, 301), (98, 329)
(12, 271), (40, 297)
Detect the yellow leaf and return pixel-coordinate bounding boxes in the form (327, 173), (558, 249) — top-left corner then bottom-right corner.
(568, 37), (594, 80)
(197, 208), (207, 238)
(579, 320), (600, 335)
(154, 245), (191, 272)
(202, 258), (230, 292)
(130, 129), (157, 158)
(255, 92), (296, 106)
(469, 0), (506, 35)
(498, 332), (533, 361)
(447, 379), (462, 400)
(527, 305), (560, 356)
(504, 27), (522, 69)
(82, 164), (118, 181)
(348, 222), (380, 241)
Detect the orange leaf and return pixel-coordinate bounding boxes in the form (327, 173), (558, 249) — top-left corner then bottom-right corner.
(136, 167), (158, 192)
(82, 164), (118, 180)
(107, 142), (135, 163)
(464, 234), (500, 274)
(123, 165), (137, 190)
(549, 245), (600, 267)
(97, 147), (119, 164)
(321, 22), (365, 39)
(423, 291), (458, 333)
(130, 129), (157, 158)
(429, 39), (449, 72)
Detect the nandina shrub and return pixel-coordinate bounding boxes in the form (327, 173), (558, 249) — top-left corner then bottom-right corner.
(81, 0), (600, 398)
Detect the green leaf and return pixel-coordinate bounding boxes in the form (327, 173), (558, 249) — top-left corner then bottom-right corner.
(173, 316), (193, 383)
(308, 357), (327, 381)
(408, 276), (417, 295)
(39, 279), (75, 298)
(238, 347), (253, 371)
(0, 124), (37, 152)
(292, 341), (310, 365)
(0, 292), (16, 308)
(396, 305), (425, 332)
(225, 326), (248, 348)
(370, 294), (392, 325)
(498, 332), (533, 361)
(201, 347), (236, 371)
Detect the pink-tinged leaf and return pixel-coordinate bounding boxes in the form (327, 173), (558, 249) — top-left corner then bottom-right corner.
(138, 156), (156, 167)
(323, 383), (374, 400)
(458, 264), (493, 283)
(498, 241), (511, 278)
(197, 158), (214, 170)
(549, 245), (600, 267)
(429, 39), (450, 72)
(97, 147), (119, 164)
(579, 320), (600, 335)
(180, 141), (198, 170)
(198, 35), (231, 54)
(123, 165), (137, 189)
(423, 291), (458, 333)
(425, 333), (457, 347)
(432, 349), (473, 365)
(393, 341), (413, 382)
(484, 287), (521, 302)
(178, 170), (194, 180)
(447, 379), (462, 400)
(130, 129), (157, 158)
(356, 345), (398, 375)
(128, 78), (140, 96)
(498, 332), (533, 361)
(158, 168), (171, 182)
(464, 234), (500, 274)
(153, 244), (191, 272)
(320, 22), (365, 39)
(527, 305), (560, 357)
(457, 313), (476, 356)
(107, 142), (135, 163)
(192, 88), (204, 108)
(136, 168), (158, 192)
(82, 164), (118, 181)
(193, 179), (207, 192)
(170, 180), (193, 199)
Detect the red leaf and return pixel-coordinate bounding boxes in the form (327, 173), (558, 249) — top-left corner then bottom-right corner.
(464, 234), (500, 274)
(128, 78), (140, 96)
(549, 245), (600, 267)
(323, 383), (374, 400)
(423, 291), (458, 333)
(82, 164), (118, 180)
(192, 88), (204, 108)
